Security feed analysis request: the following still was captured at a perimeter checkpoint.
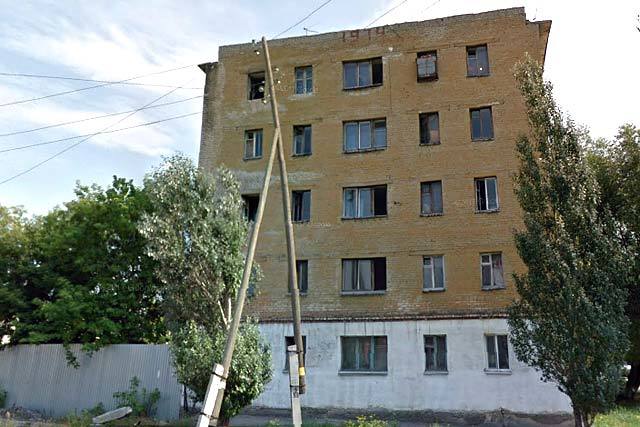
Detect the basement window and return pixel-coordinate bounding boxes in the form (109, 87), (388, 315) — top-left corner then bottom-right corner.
(481, 253), (505, 289)
(344, 119), (387, 152)
(417, 51), (438, 81)
(292, 190), (311, 222)
(343, 185), (387, 219)
(341, 336), (387, 373)
(485, 334), (510, 371)
(244, 129), (263, 159)
(475, 177), (498, 212)
(470, 107), (494, 141)
(248, 71), (265, 100)
(342, 258), (386, 293)
(467, 45), (490, 77)
(242, 195), (259, 222)
(343, 58), (383, 89)
(284, 336), (307, 372)
(419, 112), (440, 145)
(424, 335), (447, 372)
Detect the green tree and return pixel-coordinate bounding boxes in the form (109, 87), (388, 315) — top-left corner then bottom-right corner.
(586, 124), (640, 398)
(508, 57), (631, 427)
(140, 154), (271, 422)
(4, 178), (165, 364)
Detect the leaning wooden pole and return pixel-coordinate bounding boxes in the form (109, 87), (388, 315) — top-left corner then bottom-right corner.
(262, 36), (307, 395)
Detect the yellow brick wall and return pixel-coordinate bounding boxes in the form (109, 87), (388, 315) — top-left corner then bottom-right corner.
(198, 7), (551, 322)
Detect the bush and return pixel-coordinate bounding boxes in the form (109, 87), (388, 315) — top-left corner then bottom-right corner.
(344, 415), (396, 427)
(0, 386), (6, 408)
(113, 376), (160, 417)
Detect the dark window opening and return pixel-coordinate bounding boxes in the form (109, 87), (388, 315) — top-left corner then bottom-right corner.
(293, 125), (312, 155)
(467, 45), (490, 77)
(242, 195), (259, 222)
(284, 336), (307, 371)
(486, 334), (509, 370)
(419, 112), (440, 145)
(248, 72), (265, 100)
(293, 260), (308, 293)
(424, 335), (447, 371)
(343, 58), (383, 89)
(470, 107), (494, 140)
(292, 190), (311, 222)
(421, 181), (443, 215)
(342, 258), (386, 292)
(343, 185), (387, 219)
(341, 336), (387, 372)
(417, 51), (438, 81)
(475, 177), (498, 211)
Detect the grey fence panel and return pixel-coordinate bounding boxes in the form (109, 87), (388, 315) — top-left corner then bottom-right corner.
(0, 344), (182, 420)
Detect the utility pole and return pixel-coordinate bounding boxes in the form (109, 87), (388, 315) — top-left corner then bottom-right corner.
(196, 36), (306, 427)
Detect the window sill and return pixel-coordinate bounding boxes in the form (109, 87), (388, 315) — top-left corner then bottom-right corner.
(341, 215), (388, 221)
(482, 285), (506, 291)
(472, 138), (495, 142)
(475, 209), (500, 214)
(424, 370), (448, 375)
(286, 292), (307, 297)
(243, 156), (262, 161)
(248, 97), (266, 102)
(339, 370), (388, 376)
(423, 288), (446, 293)
(420, 212), (443, 217)
(292, 153), (312, 157)
(417, 76), (438, 82)
(419, 142), (441, 147)
(484, 369), (512, 375)
(467, 74), (491, 78)
(344, 147), (387, 154)
(292, 92), (314, 97)
(292, 220), (310, 224)
(343, 83), (383, 91)
(341, 290), (386, 296)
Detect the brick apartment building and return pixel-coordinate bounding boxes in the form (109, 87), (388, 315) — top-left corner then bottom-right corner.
(198, 7), (571, 415)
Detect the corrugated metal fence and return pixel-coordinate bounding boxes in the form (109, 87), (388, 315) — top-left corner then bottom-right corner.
(0, 344), (182, 420)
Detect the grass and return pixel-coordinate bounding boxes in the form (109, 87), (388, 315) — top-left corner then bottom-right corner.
(595, 401), (640, 427)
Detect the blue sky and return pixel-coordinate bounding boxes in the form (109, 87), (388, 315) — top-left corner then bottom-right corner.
(0, 0), (638, 214)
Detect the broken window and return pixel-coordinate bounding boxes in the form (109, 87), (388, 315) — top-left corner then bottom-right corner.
(467, 45), (490, 77)
(475, 177), (498, 211)
(244, 129), (263, 159)
(295, 66), (313, 94)
(343, 185), (387, 219)
(293, 125), (312, 155)
(242, 194), (259, 222)
(343, 58), (383, 89)
(470, 107), (494, 140)
(248, 72), (265, 100)
(417, 51), (438, 81)
(419, 112), (440, 145)
(284, 335), (307, 371)
(341, 336), (387, 372)
(485, 334), (509, 370)
(481, 253), (505, 289)
(421, 181), (443, 215)
(423, 255), (445, 290)
(292, 190), (311, 222)
(343, 119), (386, 152)
(342, 258), (386, 292)
(424, 335), (447, 372)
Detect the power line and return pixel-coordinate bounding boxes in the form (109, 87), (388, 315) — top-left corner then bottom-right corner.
(365, 0), (411, 28)
(0, 79), (196, 185)
(0, 72), (203, 90)
(0, 95), (202, 137)
(0, 112), (201, 153)
(0, 64), (197, 108)
(272, 0), (334, 39)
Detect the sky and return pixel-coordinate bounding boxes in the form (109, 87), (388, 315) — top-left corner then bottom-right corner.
(0, 0), (638, 215)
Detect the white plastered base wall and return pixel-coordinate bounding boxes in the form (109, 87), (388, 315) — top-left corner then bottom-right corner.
(253, 318), (572, 414)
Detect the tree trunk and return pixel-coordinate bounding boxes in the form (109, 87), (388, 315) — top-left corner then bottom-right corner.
(623, 361), (640, 399)
(573, 408), (592, 427)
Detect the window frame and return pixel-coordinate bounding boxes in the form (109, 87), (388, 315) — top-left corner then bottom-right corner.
(343, 119), (387, 153)
(340, 335), (388, 374)
(343, 57), (383, 90)
(419, 112), (440, 146)
(291, 260), (308, 294)
(292, 190), (311, 223)
(424, 335), (448, 373)
(470, 107), (494, 141)
(294, 66), (313, 95)
(484, 334), (510, 372)
(423, 255), (445, 292)
(241, 194), (259, 222)
(416, 50), (438, 81)
(293, 124), (312, 156)
(248, 71), (266, 100)
(466, 44), (490, 77)
(475, 176), (499, 212)
(480, 252), (505, 290)
(243, 129), (263, 160)
(342, 185), (387, 219)
(420, 180), (443, 216)
(341, 258), (387, 294)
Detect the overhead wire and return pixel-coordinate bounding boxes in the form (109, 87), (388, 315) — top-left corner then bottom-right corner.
(272, 0), (334, 39)
(0, 64), (197, 108)
(0, 95), (202, 137)
(0, 112), (201, 153)
(0, 72), (203, 90)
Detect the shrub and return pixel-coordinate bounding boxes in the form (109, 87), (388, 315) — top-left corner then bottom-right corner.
(344, 415), (395, 427)
(0, 386), (6, 408)
(113, 376), (160, 417)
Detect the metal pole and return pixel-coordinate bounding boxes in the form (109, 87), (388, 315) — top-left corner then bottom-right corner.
(262, 36), (306, 395)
